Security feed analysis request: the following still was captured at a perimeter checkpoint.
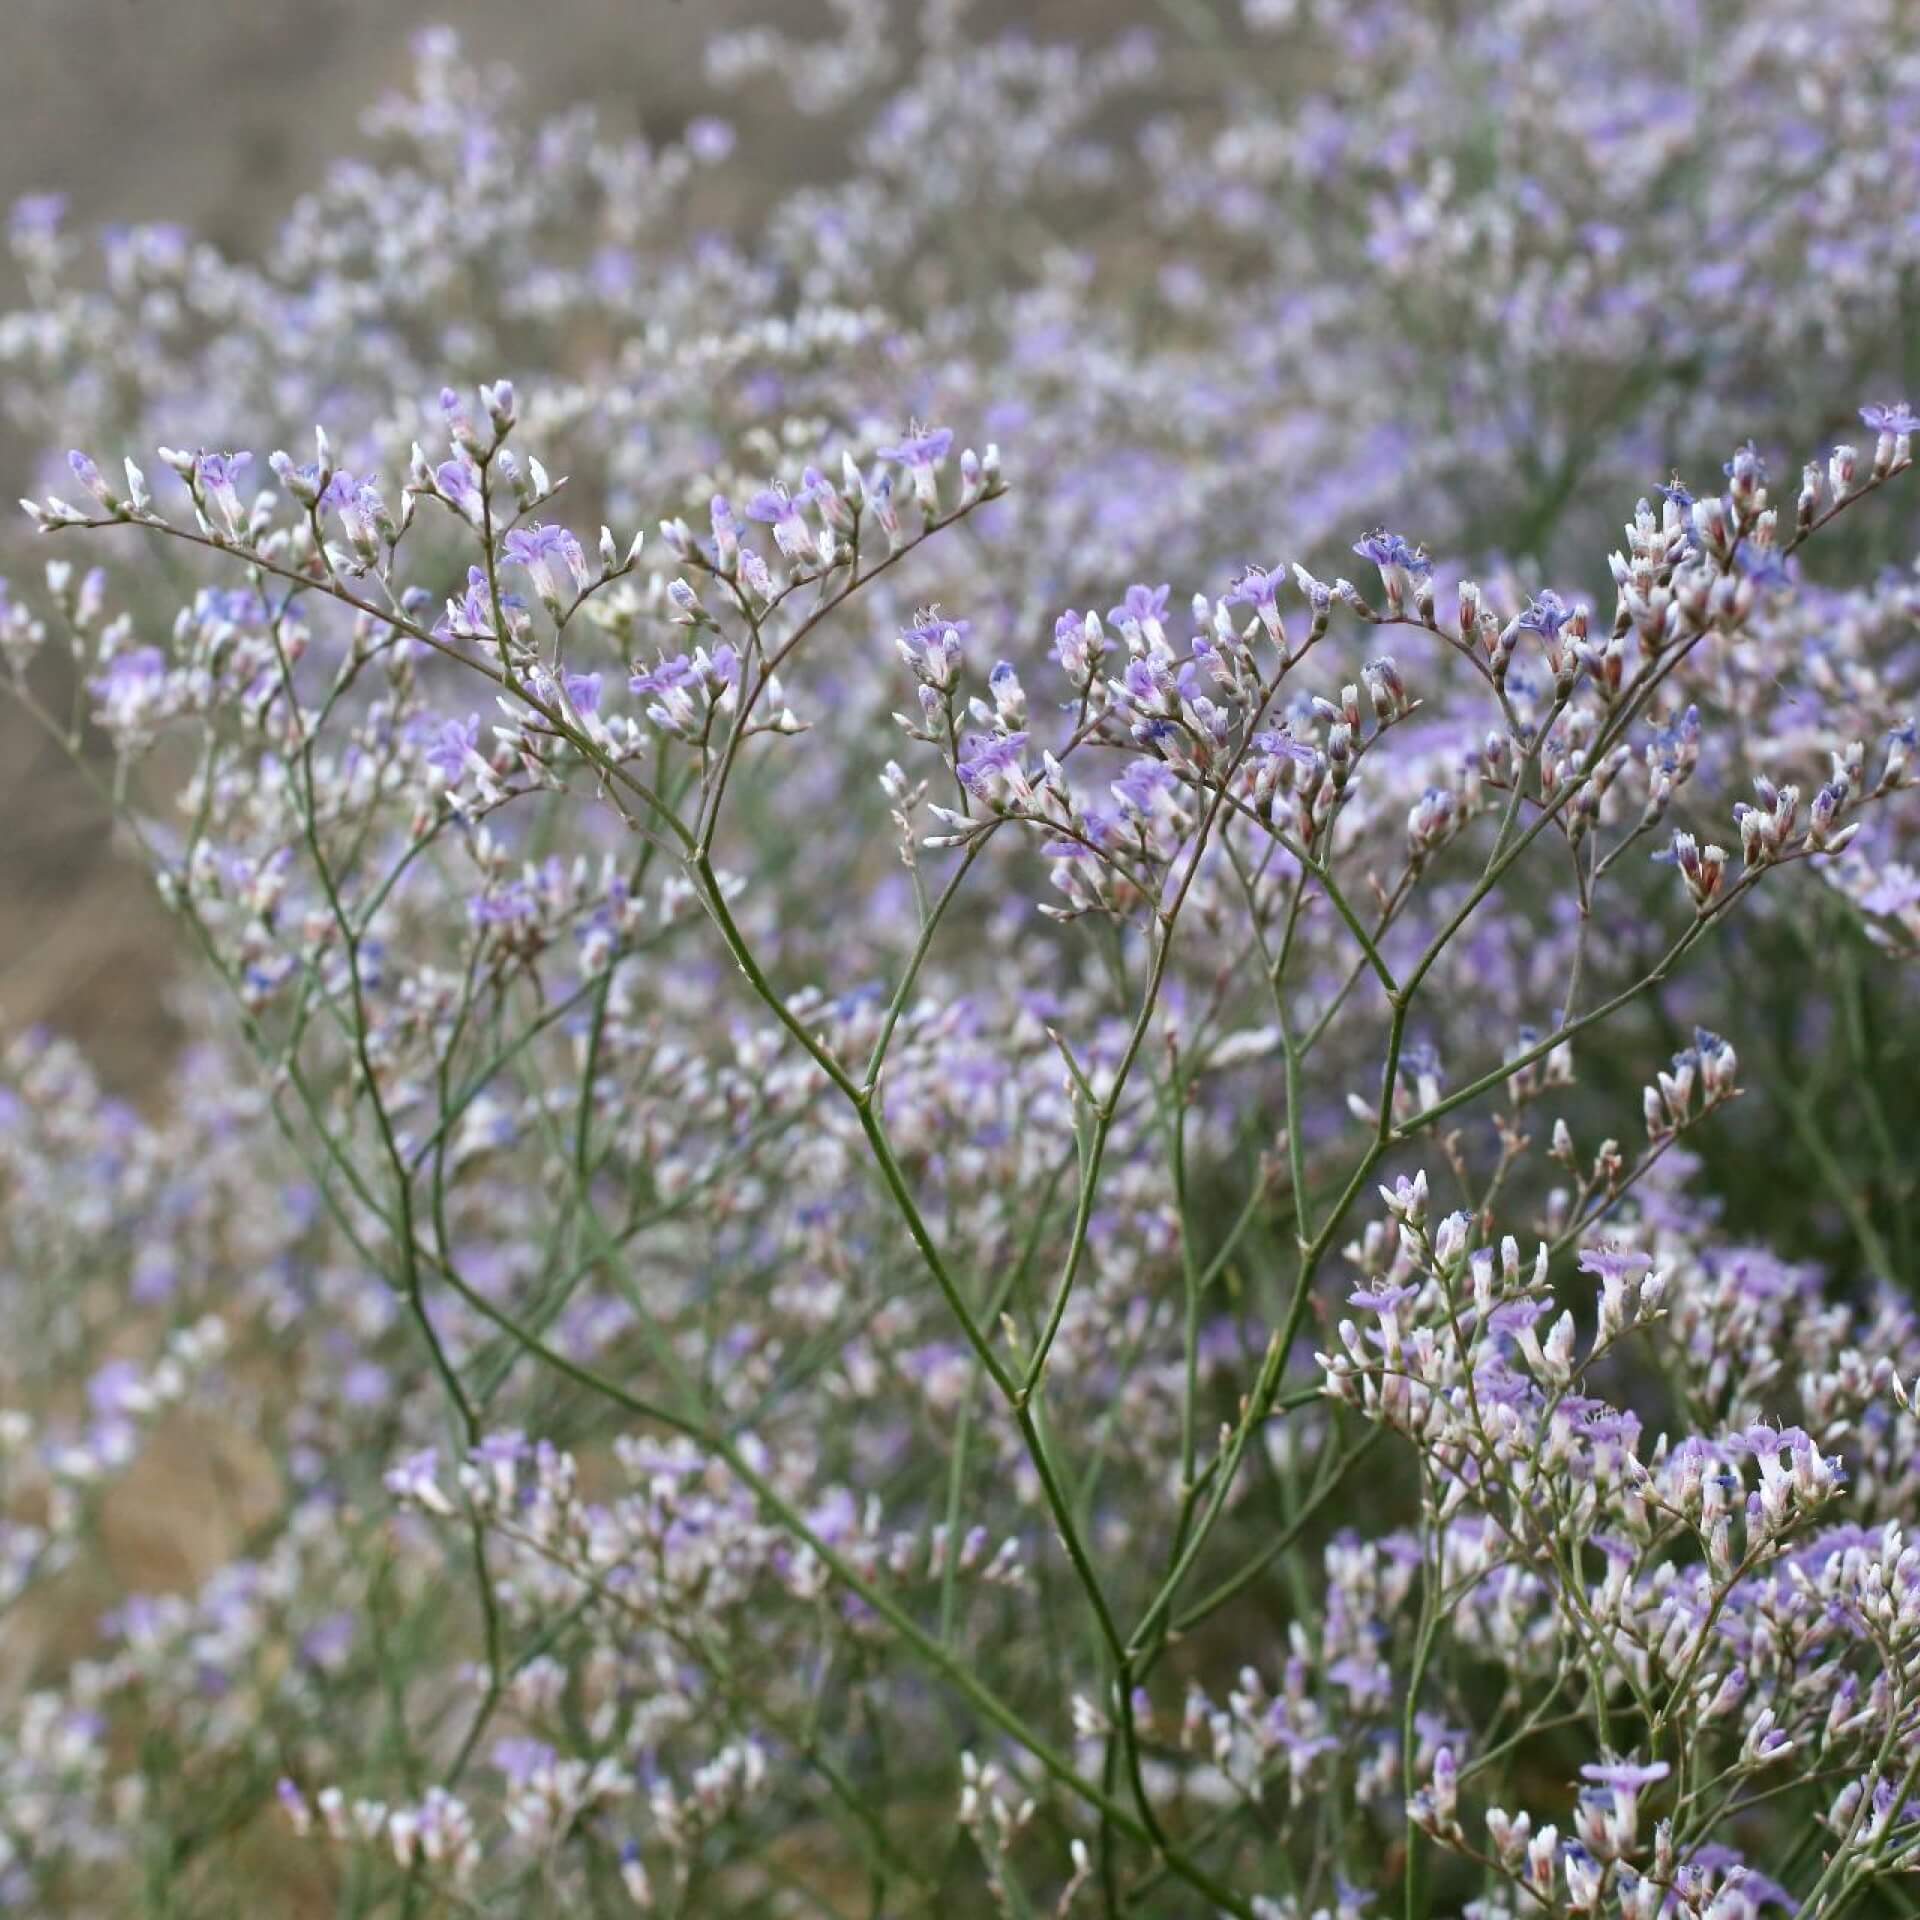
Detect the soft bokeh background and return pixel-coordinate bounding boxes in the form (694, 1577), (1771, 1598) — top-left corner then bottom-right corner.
(0, 1), (743, 1082)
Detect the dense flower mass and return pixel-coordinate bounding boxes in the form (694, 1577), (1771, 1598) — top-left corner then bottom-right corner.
(5, 6), (1920, 1916)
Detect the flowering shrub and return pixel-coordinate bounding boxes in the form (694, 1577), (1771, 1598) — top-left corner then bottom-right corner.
(5, 9), (1920, 1917)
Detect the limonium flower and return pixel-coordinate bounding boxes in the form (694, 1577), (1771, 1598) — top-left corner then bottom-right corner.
(3, 14), (1920, 1918)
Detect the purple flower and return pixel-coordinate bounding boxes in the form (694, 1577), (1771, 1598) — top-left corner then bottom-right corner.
(194, 450), (249, 492)
(491, 1736), (558, 1785)
(876, 423), (952, 508)
(471, 884), (538, 927)
(1112, 757), (1176, 817)
(897, 610), (968, 690)
(901, 610), (969, 647)
(298, 1613), (357, 1671)
(1579, 1759), (1669, 1791)
(383, 1449), (452, 1514)
(1486, 1298), (1548, 1335)
(1108, 583), (1171, 630)
(1576, 1245), (1651, 1285)
(67, 450), (112, 509)
(1860, 402), (1919, 434)
(503, 523), (588, 607)
(1225, 562), (1285, 611)
(1253, 727), (1319, 767)
(957, 731), (1029, 798)
(1735, 539), (1791, 592)
(471, 1430), (529, 1478)
(1516, 590), (1574, 639)
(685, 116), (736, 163)
(192, 450), (252, 535)
(424, 714), (481, 780)
(435, 458), (482, 516)
(324, 473), (390, 559)
(1348, 1283), (1420, 1313)
(875, 425), (953, 469)
(87, 1360), (146, 1419)
(746, 484), (813, 561)
(437, 564), (523, 642)
(9, 192), (66, 241)
(1859, 862), (1920, 917)
(629, 654), (698, 699)
(1351, 529), (1432, 579)
(316, 470), (357, 513)
(93, 646), (167, 693)
(1226, 561), (1293, 639)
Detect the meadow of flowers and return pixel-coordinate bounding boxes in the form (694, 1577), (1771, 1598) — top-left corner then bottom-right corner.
(6, 3), (1920, 1914)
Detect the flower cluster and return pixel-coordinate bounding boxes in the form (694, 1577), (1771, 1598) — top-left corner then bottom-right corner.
(3, 11), (1920, 1918)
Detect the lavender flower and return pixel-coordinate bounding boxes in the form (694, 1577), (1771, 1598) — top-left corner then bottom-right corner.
(875, 422), (952, 508)
(503, 522), (589, 612)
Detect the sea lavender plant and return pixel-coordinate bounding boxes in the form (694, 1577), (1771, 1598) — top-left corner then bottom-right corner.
(5, 11), (1920, 1918)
